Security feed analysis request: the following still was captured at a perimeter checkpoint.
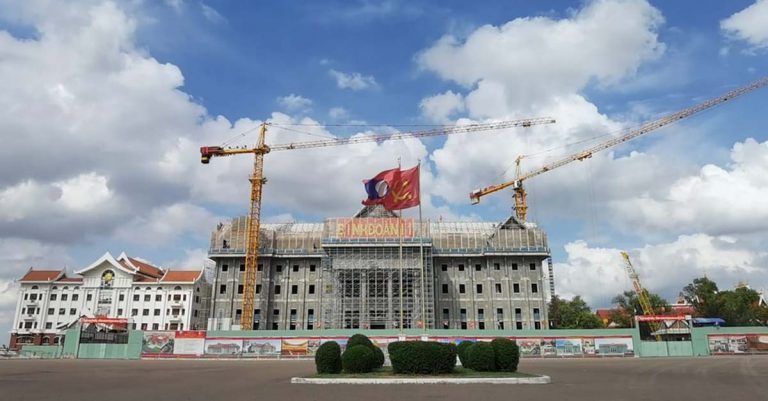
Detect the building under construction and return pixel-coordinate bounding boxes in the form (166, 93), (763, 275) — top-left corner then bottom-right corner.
(207, 205), (552, 331)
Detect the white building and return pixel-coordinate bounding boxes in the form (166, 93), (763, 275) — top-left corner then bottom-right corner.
(9, 252), (210, 350)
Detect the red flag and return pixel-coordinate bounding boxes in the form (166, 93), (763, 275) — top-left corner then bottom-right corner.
(362, 168), (399, 206)
(383, 165), (420, 210)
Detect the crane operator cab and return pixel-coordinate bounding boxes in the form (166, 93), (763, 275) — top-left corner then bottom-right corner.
(200, 146), (224, 164)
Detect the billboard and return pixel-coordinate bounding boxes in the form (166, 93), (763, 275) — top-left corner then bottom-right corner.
(555, 338), (582, 356)
(594, 337), (634, 356)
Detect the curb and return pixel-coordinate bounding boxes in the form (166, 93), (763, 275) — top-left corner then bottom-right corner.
(291, 375), (551, 384)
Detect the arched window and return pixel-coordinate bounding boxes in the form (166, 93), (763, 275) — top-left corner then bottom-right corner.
(74, 286), (79, 290)
(53, 337), (60, 345)
(174, 286), (182, 291)
(52, 286), (58, 290)
(42, 337), (50, 345)
(134, 286), (140, 290)
(156, 287), (162, 291)
(145, 287), (152, 291)
(31, 285), (39, 290)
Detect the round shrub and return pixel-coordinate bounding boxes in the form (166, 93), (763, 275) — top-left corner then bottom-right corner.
(467, 342), (496, 372)
(491, 338), (520, 372)
(342, 345), (375, 373)
(315, 341), (342, 374)
(388, 341), (456, 374)
(372, 345), (385, 369)
(347, 333), (375, 350)
(457, 341), (473, 367)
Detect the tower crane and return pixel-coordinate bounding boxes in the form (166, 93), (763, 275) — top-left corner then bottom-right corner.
(469, 77), (768, 221)
(620, 251), (661, 340)
(199, 117), (556, 330)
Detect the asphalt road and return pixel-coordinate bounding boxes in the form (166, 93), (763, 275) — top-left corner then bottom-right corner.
(0, 356), (765, 401)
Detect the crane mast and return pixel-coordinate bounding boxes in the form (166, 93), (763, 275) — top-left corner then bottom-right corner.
(470, 76), (768, 221)
(200, 117), (555, 330)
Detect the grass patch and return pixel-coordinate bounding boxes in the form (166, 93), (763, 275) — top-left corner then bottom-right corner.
(313, 367), (538, 379)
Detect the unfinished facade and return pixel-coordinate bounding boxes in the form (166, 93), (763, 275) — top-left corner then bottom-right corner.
(207, 206), (552, 331)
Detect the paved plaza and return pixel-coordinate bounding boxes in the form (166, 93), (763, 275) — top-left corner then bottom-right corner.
(0, 356), (765, 401)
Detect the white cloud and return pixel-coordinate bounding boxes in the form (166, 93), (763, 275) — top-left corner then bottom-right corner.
(329, 69), (379, 90)
(419, 90), (465, 123)
(165, 0), (184, 13)
(418, 0), (664, 115)
(277, 94), (313, 111)
(611, 138), (768, 236)
(114, 203), (221, 246)
(200, 2), (225, 24)
(164, 248), (213, 270)
(721, 0), (768, 50)
(329, 107), (349, 120)
(555, 234), (767, 308)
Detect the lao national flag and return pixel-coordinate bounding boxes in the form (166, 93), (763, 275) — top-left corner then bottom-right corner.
(383, 165), (420, 211)
(362, 168), (399, 206)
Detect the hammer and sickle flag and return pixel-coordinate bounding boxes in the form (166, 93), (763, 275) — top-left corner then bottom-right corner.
(362, 165), (420, 211)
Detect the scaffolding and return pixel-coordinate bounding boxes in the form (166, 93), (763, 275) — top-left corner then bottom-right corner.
(320, 245), (433, 330)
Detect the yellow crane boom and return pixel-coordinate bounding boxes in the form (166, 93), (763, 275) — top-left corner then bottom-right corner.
(469, 76), (768, 221)
(200, 117), (556, 330)
(621, 251), (661, 339)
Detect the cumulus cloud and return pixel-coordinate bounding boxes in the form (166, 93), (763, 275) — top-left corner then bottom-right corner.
(721, 0), (768, 50)
(419, 90), (465, 123)
(556, 235), (767, 308)
(277, 94), (313, 112)
(329, 107), (349, 120)
(611, 138), (768, 236)
(329, 69), (379, 90)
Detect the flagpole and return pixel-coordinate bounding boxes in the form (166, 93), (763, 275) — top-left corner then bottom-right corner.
(397, 157), (404, 335)
(417, 161), (426, 334)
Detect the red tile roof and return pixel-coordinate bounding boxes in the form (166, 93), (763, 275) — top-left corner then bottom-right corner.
(20, 270), (64, 282)
(127, 257), (164, 278)
(56, 277), (83, 283)
(133, 275), (157, 283)
(161, 270), (201, 283)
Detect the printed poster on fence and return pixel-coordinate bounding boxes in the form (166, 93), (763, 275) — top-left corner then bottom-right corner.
(142, 331), (175, 354)
(242, 339), (281, 357)
(173, 331), (205, 355)
(555, 338), (582, 356)
(205, 339), (243, 356)
(594, 337), (634, 356)
(709, 335), (768, 354)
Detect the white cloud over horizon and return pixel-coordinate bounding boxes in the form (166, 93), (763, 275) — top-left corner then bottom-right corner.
(721, 0), (768, 50)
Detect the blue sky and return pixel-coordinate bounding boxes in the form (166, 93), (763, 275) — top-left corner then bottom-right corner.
(1, 0), (767, 338)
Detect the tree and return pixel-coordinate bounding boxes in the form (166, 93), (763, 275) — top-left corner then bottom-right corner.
(682, 277), (720, 318)
(610, 290), (670, 328)
(682, 277), (768, 327)
(548, 295), (603, 329)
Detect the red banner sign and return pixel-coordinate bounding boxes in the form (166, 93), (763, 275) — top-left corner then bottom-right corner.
(80, 317), (129, 325)
(175, 330), (206, 339)
(636, 315), (688, 322)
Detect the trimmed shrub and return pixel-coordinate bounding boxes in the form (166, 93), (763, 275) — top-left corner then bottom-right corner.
(388, 341), (456, 374)
(347, 333), (375, 350)
(457, 341), (473, 367)
(315, 341), (342, 374)
(342, 345), (375, 373)
(491, 338), (520, 372)
(467, 342), (496, 372)
(372, 345), (385, 369)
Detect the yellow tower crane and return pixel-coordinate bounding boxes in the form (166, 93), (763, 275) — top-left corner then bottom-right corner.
(199, 117), (556, 330)
(469, 77), (768, 221)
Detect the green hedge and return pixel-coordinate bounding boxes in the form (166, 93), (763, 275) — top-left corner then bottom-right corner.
(388, 341), (456, 374)
(372, 345), (385, 369)
(467, 342), (495, 372)
(491, 338), (520, 372)
(348, 333), (375, 350)
(315, 341), (342, 374)
(342, 345), (375, 373)
(457, 341), (473, 367)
